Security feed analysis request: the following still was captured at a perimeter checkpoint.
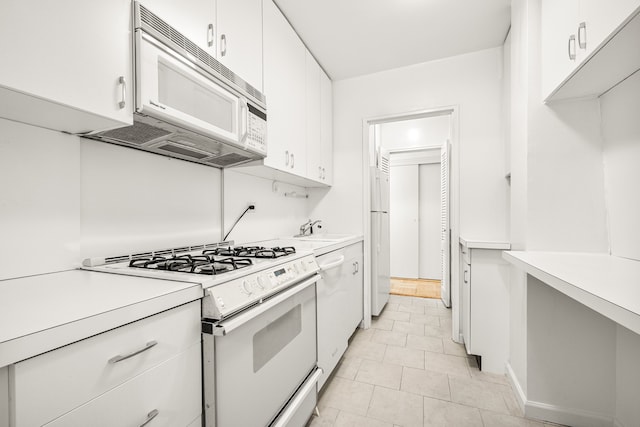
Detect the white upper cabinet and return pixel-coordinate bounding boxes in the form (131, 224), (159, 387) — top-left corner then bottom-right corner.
(306, 52), (322, 182)
(542, 0), (640, 101)
(0, 0), (133, 134)
(262, 0), (307, 176)
(142, 0), (216, 56)
(306, 54), (333, 186)
(232, 0), (333, 187)
(319, 69), (334, 185)
(216, 0), (263, 91)
(578, 0), (640, 56)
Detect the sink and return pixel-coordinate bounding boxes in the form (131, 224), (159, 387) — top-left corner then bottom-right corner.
(293, 234), (354, 241)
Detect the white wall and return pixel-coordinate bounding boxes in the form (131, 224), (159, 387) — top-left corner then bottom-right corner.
(222, 170), (310, 244)
(309, 47), (508, 243)
(0, 119), (80, 280)
(601, 71), (640, 262)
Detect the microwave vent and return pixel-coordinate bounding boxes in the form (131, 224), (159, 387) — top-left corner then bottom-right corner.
(156, 143), (210, 160)
(206, 153), (250, 167)
(100, 122), (171, 145)
(137, 2), (265, 107)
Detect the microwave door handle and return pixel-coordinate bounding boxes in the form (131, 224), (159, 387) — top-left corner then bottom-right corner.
(239, 99), (248, 143)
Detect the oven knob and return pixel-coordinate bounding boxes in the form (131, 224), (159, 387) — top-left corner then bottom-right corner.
(293, 263), (300, 274)
(256, 276), (265, 289)
(241, 280), (252, 295)
(216, 297), (225, 308)
(300, 261), (307, 271)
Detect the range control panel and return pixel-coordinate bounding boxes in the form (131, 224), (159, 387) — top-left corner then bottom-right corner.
(203, 254), (319, 320)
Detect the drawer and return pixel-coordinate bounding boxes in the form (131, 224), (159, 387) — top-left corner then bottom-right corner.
(43, 343), (201, 427)
(12, 301), (201, 427)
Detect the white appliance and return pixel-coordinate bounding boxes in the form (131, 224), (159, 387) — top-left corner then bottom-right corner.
(86, 2), (267, 168)
(371, 150), (391, 316)
(83, 243), (322, 427)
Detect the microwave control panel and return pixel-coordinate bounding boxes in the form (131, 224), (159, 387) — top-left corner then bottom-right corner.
(245, 108), (267, 155)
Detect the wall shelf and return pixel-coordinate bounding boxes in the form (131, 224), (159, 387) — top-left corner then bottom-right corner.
(504, 251), (640, 334)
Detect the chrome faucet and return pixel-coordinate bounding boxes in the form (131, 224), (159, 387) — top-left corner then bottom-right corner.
(297, 219), (322, 236)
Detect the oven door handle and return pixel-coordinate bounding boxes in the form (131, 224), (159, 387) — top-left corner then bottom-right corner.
(271, 368), (323, 427)
(211, 273), (320, 336)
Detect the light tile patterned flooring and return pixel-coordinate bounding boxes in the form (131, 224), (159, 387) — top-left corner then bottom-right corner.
(309, 294), (560, 427)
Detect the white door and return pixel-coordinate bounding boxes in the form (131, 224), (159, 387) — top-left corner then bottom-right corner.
(440, 143), (451, 307)
(390, 165), (419, 278)
(419, 163), (442, 280)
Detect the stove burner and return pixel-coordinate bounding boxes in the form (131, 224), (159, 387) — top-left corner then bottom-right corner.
(129, 253), (253, 276)
(205, 246), (296, 259)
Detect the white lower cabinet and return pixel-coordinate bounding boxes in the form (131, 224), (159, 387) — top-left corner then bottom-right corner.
(316, 242), (363, 389)
(459, 240), (510, 374)
(43, 343), (201, 427)
(10, 301), (201, 427)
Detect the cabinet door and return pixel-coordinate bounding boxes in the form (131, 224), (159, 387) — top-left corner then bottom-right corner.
(142, 0), (216, 57)
(263, 0), (307, 175)
(0, 0), (133, 133)
(306, 52), (323, 183)
(320, 70), (334, 185)
(578, 0), (640, 55)
(541, 0), (580, 98)
(216, 0), (263, 91)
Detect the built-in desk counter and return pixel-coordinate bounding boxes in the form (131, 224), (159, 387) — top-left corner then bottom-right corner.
(504, 251), (640, 427)
(504, 251), (640, 335)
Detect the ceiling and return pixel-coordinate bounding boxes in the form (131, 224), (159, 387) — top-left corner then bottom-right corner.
(274, 0), (511, 81)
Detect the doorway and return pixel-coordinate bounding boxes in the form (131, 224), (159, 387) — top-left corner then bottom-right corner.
(362, 106), (458, 332)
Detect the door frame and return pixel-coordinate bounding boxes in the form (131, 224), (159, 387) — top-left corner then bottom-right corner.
(361, 106), (461, 342)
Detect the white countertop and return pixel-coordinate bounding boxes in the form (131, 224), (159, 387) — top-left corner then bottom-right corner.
(459, 237), (511, 250)
(251, 235), (364, 257)
(503, 251), (640, 335)
(0, 270), (202, 366)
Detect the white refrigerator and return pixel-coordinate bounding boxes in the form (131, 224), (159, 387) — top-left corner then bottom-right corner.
(371, 162), (390, 316)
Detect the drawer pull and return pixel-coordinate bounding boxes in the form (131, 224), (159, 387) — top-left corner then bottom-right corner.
(108, 340), (158, 364)
(140, 409), (159, 427)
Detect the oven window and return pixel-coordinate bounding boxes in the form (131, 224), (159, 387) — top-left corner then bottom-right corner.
(253, 305), (302, 372)
(158, 59), (234, 133)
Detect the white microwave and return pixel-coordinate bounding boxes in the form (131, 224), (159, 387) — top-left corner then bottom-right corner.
(87, 2), (267, 168)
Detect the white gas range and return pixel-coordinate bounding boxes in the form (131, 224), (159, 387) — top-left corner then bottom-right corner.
(83, 242), (322, 427)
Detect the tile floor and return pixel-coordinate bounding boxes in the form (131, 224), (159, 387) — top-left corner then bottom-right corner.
(308, 294), (561, 427)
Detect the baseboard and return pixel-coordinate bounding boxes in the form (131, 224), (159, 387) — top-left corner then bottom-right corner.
(505, 363), (615, 427)
(505, 363), (526, 413)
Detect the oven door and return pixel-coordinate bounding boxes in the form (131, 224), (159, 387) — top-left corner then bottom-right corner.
(136, 30), (243, 147)
(203, 274), (319, 427)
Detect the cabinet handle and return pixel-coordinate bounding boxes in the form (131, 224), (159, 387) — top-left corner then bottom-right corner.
(207, 24), (214, 47)
(220, 34), (227, 57)
(463, 270), (469, 284)
(352, 261), (359, 274)
(578, 22), (587, 49)
(285, 150), (289, 166)
(291, 153), (295, 168)
(118, 76), (126, 109)
(139, 409), (159, 427)
(108, 340), (158, 364)
(568, 34), (576, 60)
(322, 167), (326, 179)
